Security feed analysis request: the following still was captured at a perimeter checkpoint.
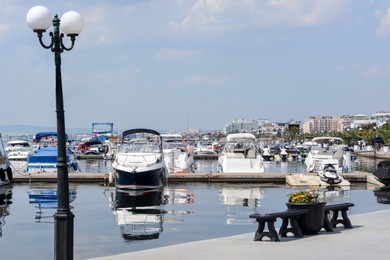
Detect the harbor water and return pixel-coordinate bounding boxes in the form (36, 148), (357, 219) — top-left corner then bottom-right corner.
(1, 160), (389, 260)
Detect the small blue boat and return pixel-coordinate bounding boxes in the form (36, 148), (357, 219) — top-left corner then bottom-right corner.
(25, 132), (79, 173)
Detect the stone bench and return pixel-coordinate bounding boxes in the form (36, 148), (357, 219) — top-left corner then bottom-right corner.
(323, 202), (355, 232)
(249, 209), (308, 242)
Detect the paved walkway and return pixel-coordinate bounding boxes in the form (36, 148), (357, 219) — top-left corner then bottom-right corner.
(88, 209), (390, 260)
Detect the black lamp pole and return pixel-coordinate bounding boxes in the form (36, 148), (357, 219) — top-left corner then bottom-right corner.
(33, 15), (78, 260)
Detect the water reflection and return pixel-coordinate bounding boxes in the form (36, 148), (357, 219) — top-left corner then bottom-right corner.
(81, 159), (112, 173)
(374, 186), (390, 204)
(107, 189), (167, 241)
(219, 185), (264, 225)
(27, 186), (77, 223)
(0, 186), (12, 237)
(317, 186), (351, 204)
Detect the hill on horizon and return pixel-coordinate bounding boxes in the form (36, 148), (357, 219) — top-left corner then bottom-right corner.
(0, 124), (91, 135)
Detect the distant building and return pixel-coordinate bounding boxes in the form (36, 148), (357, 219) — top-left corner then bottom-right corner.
(301, 115), (351, 133)
(223, 118), (262, 134)
(371, 111), (390, 127)
(301, 112), (390, 133)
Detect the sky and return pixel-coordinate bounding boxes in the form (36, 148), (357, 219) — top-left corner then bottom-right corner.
(1, 0), (390, 133)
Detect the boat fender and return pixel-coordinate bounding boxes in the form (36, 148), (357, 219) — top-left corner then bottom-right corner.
(72, 163), (78, 171)
(6, 167), (13, 181)
(0, 168), (5, 182)
(109, 171), (113, 183)
(308, 164), (315, 172)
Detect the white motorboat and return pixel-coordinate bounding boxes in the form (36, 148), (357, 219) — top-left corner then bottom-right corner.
(0, 134), (13, 186)
(305, 136), (353, 173)
(195, 135), (218, 155)
(217, 133), (265, 173)
(112, 129), (168, 190)
(161, 133), (196, 173)
(5, 140), (34, 160)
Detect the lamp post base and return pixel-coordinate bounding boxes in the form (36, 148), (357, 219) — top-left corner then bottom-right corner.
(54, 211), (75, 260)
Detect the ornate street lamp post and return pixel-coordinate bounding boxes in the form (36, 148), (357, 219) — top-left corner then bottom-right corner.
(26, 6), (83, 260)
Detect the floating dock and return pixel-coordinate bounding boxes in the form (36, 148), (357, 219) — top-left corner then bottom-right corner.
(11, 171), (373, 185)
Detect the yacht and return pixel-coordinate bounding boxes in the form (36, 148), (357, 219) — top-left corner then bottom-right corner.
(161, 133), (196, 173)
(195, 135), (218, 155)
(5, 140), (34, 160)
(112, 129), (168, 190)
(305, 137), (353, 173)
(217, 133), (265, 173)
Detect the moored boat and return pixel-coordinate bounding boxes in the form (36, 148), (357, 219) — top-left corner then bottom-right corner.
(112, 129), (168, 190)
(77, 139), (114, 159)
(217, 133), (265, 173)
(261, 146), (274, 161)
(0, 133), (13, 186)
(25, 132), (79, 173)
(373, 160), (390, 186)
(5, 140), (34, 160)
(304, 137), (353, 173)
(161, 133), (196, 173)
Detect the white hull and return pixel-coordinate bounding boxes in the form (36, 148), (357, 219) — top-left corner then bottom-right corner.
(218, 155), (265, 173)
(218, 133), (265, 173)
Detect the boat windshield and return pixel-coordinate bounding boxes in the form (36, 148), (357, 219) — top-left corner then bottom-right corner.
(162, 142), (186, 150)
(225, 140), (256, 152)
(120, 139), (161, 153)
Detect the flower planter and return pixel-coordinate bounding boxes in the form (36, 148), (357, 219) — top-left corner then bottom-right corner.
(286, 202), (326, 235)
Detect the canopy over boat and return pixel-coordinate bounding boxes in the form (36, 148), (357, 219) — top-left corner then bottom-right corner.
(28, 147), (73, 164)
(34, 132), (69, 142)
(226, 133), (256, 142)
(121, 129), (161, 143)
(312, 137), (344, 144)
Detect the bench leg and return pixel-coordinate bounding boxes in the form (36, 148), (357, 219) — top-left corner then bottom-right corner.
(341, 209), (353, 228)
(330, 210), (340, 227)
(323, 210), (334, 232)
(254, 219), (279, 242)
(330, 209), (353, 228)
(279, 217), (303, 238)
(279, 217), (289, 237)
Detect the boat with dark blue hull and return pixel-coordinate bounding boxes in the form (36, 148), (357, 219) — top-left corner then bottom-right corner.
(112, 129), (168, 190)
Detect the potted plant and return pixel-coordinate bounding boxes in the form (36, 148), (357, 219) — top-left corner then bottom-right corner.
(286, 189), (326, 235)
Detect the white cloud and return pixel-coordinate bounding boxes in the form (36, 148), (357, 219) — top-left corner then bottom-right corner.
(364, 65), (390, 77)
(181, 74), (232, 86)
(157, 48), (202, 60)
(172, 0), (350, 31)
(82, 5), (118, 45)
(337, 63), (362, 71)
(262, 0), (349, 26)
(0, 23), (9, 33)
(375, 8), (390, 36)
(172, 0), (256, 31)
